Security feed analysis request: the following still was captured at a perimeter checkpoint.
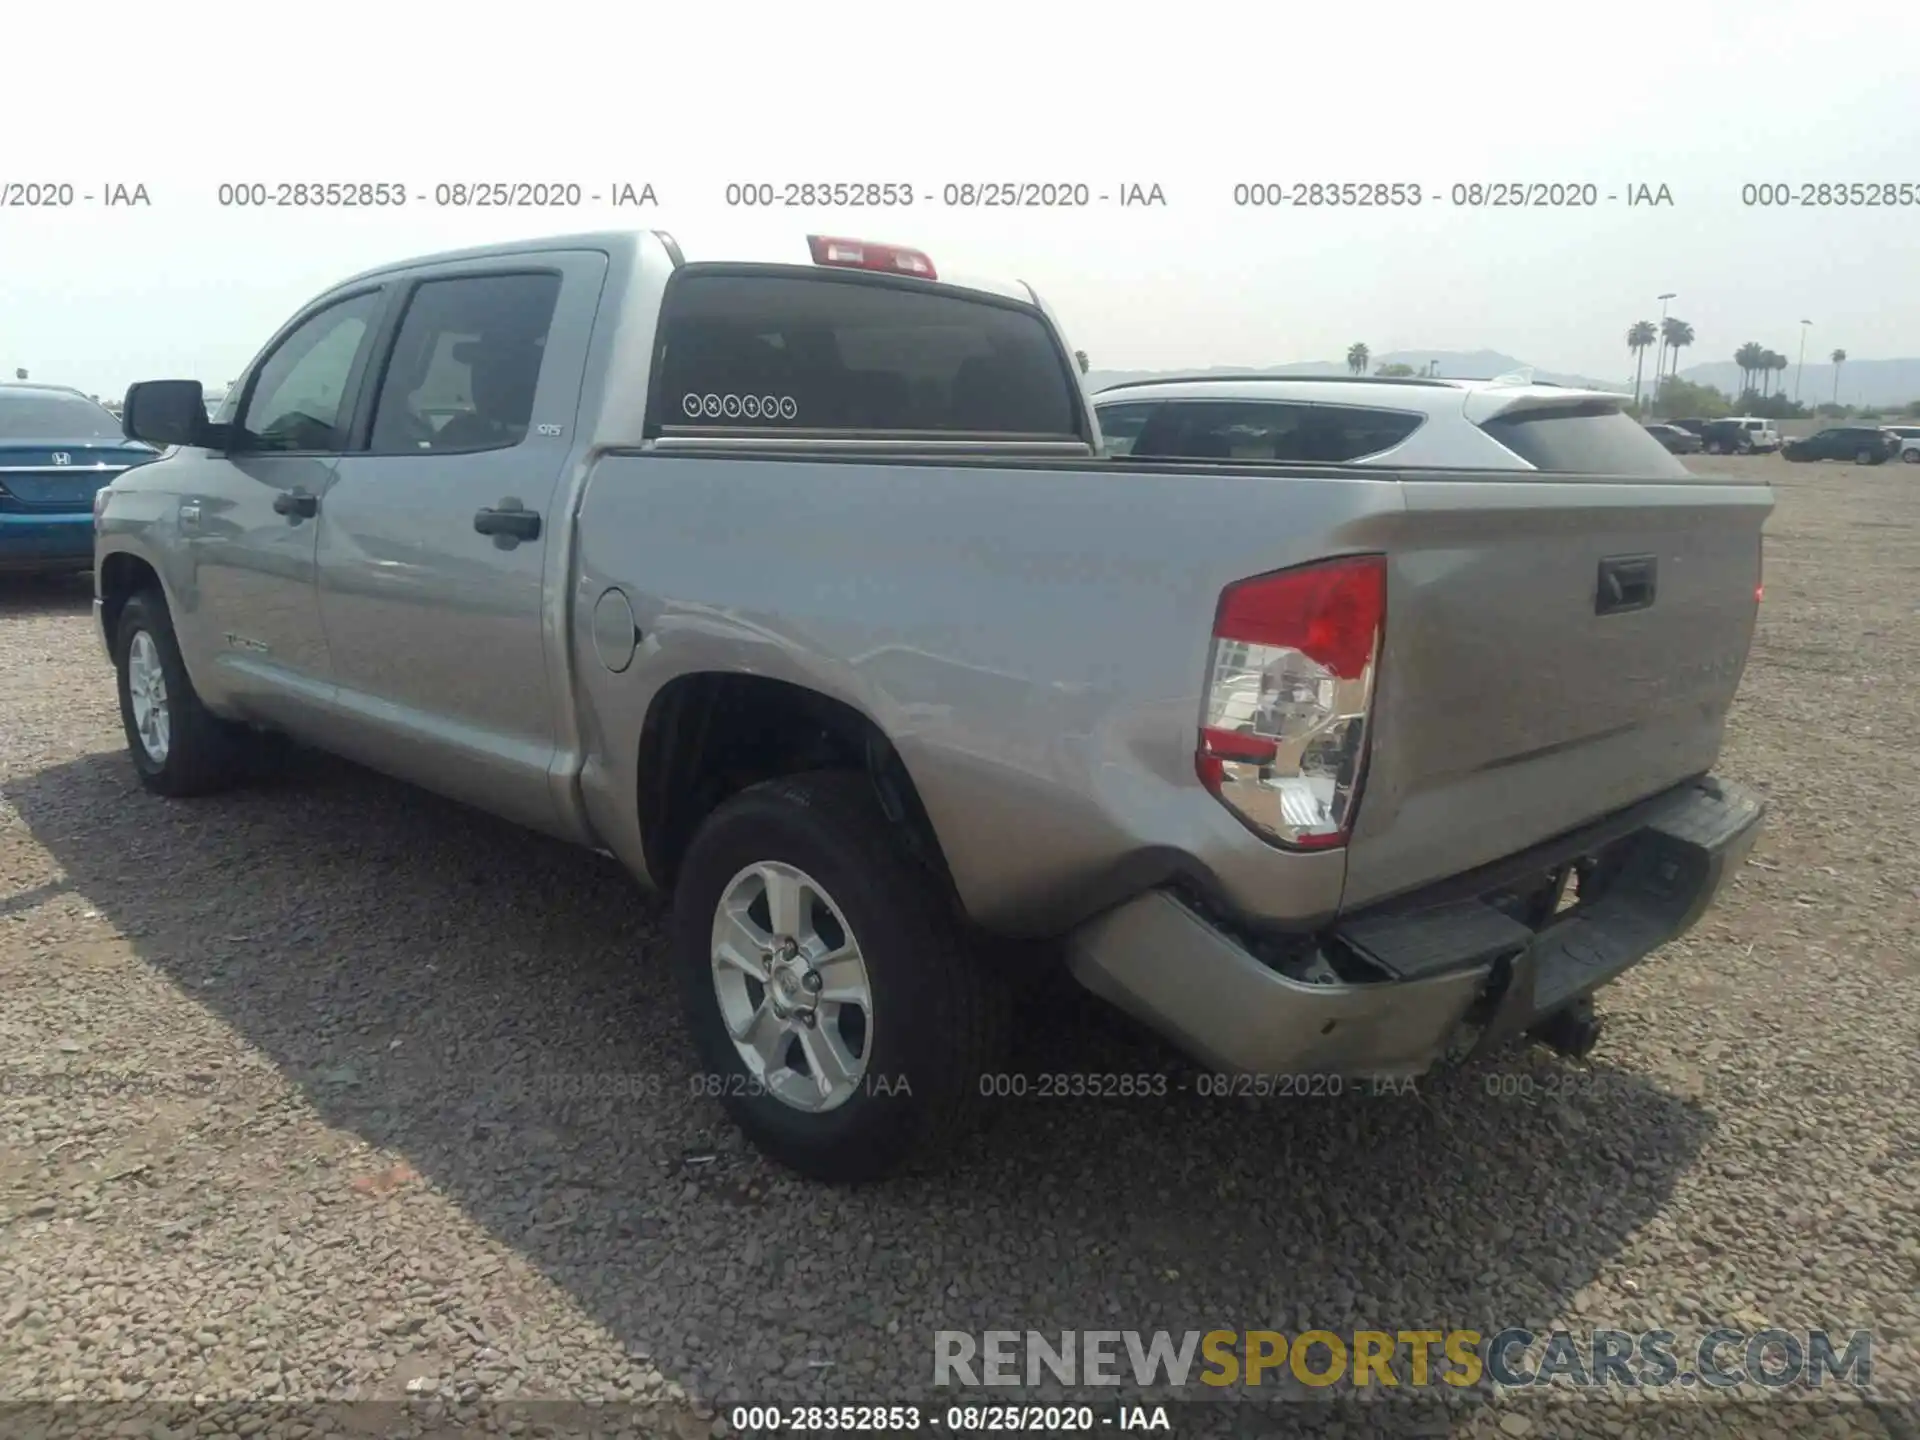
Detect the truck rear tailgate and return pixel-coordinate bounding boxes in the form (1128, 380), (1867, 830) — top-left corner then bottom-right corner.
(1341, 471), (1770, 911)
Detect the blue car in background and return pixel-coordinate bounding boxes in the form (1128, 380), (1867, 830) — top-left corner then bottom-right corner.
(0, 384), (159, 576)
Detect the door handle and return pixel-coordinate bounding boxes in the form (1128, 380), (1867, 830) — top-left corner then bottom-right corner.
(273, 489), (318, 519)
(474, 499), (542, 544)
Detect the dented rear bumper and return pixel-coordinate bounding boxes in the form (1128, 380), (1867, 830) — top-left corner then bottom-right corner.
(1066, 776), (1765, 1077)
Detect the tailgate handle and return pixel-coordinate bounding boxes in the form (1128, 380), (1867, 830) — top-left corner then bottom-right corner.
(1596, 555), (1656, 615)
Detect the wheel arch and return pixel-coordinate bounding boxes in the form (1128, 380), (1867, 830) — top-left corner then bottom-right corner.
(96, 548), (167, 657)
(634, 671), (959, 908)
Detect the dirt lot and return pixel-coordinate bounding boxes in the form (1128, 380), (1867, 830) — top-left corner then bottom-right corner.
(2, 454), (1916, 1439)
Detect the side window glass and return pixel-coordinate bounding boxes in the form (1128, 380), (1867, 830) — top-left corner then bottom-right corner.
(1132, 400), (1424, 463)
(368, 273), (564, 454)
(1133, 402), (1316, 460)
(238, 292), (382, 452)
(1096, 403), (1157, 456)
(1309, 404), (1425, 462)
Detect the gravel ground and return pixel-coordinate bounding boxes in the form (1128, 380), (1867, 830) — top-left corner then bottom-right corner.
(2, 455), (1916, 1440)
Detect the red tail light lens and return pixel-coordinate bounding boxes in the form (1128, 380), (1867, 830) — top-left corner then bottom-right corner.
(1196, 555), (1386, 850)
(807, 234), (938, 280)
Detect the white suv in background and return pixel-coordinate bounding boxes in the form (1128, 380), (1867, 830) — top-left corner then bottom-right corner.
(1092, 374), (1687, 473)
(1881, 424), (1920, 463)
(1727, 417), (1782, 452)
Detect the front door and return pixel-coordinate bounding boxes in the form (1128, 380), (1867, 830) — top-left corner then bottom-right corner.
(172, 287), (386, 724)
(313, 254), (606, 832)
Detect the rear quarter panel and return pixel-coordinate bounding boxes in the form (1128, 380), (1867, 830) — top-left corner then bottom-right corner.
(570, 453), (1409, 935)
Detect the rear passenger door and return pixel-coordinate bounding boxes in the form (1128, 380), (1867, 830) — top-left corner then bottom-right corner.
(312, 251), (607, 832)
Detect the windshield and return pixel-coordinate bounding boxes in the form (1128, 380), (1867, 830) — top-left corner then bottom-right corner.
(0, 390), (126, 441)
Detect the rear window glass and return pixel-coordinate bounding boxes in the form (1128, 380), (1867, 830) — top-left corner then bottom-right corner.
(0, 390), (124, 441)
(1479, 403), (1690, 475)
(1121, 400), (1424, 463)
(650, 271), (1080, 437)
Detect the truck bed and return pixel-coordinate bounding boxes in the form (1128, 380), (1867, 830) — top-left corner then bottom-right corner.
(569, 451), (1770, 937)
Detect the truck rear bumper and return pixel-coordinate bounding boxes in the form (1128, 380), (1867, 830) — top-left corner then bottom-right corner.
(1066, 775), (1764, 1077)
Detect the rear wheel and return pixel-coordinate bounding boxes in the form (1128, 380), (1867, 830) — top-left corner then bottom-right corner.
(1856, 447), (1878, 465)
(114, 590), (251, 797)
(1904, 449), (1920, 464)
(672, 771), (1008, 1182)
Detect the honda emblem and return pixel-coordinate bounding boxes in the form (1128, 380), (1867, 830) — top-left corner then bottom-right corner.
(51, 451), (72, 465)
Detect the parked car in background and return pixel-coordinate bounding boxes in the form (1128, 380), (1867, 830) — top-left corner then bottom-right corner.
(1725, 417), (1781, 453)
(1782, 426), (1899, 464)
(96, 228), (1768, 1180)
(1880, 424), (1920, 463)
(1644, 422), (1704, 455)
(1669, 418), (1709, 436)
(1092, 374), (1692, 474)
(1698, 419), (1756, 455)
(0, 384), (158, 575)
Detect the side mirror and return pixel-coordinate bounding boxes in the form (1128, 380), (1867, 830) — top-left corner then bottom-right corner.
(123, 380), (209, 449)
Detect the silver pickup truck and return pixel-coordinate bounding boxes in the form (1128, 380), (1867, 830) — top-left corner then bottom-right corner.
(96, 229), (1770, 1180)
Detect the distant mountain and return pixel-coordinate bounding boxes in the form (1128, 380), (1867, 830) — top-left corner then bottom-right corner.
(1678, 358), (1920, 410)
(1086, 350), (1625, 395)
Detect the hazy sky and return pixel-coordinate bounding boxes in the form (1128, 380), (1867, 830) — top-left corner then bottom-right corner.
(5, 0), (1917, 396)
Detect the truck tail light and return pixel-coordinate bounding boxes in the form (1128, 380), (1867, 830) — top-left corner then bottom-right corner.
(1196, 555), (1386, 850)
(807, 234), (937, 281)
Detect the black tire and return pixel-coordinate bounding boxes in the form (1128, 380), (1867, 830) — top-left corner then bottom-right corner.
(114, 589), (251, 797)
(1705, 440), (1724, 455)
(1856, 448), (1877, 465)
(1903, 450), (1920, 464)
(671, 770), (1009, 1182)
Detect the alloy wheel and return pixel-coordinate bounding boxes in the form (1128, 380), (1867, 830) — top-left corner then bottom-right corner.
(709, 861), (874, 1113)
(126, 630), (171, 764)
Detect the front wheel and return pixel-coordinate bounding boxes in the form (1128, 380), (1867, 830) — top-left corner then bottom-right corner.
(1856, 448), (1879, 465)
(1903, 450), (1920, 464)
(114, 590), (251, 797)
(672, 771), (1009, 1182)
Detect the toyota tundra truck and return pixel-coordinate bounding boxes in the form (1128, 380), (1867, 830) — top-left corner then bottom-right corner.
(95, 229), (1769, 1180)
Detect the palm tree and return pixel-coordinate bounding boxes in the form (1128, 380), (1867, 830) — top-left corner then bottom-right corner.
(1628, 322), (1657, 411)
(1073, 350), (1089, 375)
(1346, 343), (1370, 376)
(1830, 348), (1846, 405)
(11, 368), (24, 381)
(1734, 341), (1766, 398)
(1658, 319), (1693, 411)
(1769, 352), (1790, 400)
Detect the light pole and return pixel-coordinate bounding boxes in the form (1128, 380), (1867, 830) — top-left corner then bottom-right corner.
(1650, 293), (1675, 415)
(1794, 319), (1811, 406)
